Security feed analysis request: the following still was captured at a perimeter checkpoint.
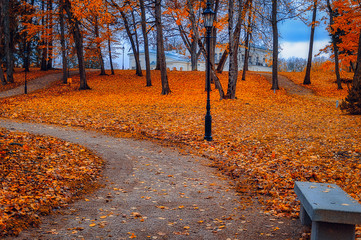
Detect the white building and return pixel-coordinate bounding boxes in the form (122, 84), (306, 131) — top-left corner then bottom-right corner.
(129, 49), (192, 71)
(129, 45), (272, 72)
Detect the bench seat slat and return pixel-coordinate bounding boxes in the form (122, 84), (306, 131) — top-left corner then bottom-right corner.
(294, 181), (361, 225)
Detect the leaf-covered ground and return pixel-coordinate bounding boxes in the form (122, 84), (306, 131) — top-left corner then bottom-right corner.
(0, 68), (62, 92)
(0, 128), (103, 236)
(1, 70), (360, 225)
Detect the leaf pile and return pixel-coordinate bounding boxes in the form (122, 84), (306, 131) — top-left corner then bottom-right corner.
(0, 68), (61, 92)
(0, 128), (103, 236)
(1, 70), (361, 221)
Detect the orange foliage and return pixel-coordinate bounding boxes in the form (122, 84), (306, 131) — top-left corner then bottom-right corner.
(0, 129), (103, 236)
(1, 70), (361, 222)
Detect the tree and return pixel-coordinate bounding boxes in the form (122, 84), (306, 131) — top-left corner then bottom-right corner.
(225, 0), (251, 99)
(340, 30), (361, 114)
(242, 5), (253, 81)
(303, 0), (318, 85)
(109, 0), (143, 77)
(106, 23), (115, 75)
(94, 15), (106, 75)
(155, 0), (170, 95)
(3, 0), (14, 83)
(139, 0), (151, 86)
(59, 0), (68, 83)
(326, 0), (342, 89)
(64, 0), (90, 90)
(270, 0), (279, 90)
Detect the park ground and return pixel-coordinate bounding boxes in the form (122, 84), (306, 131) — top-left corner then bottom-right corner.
(0, 68), (360, 239)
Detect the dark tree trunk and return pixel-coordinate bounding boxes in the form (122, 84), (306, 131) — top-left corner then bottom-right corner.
(59, 0), (67, 83)
(131, 10), (142, 76)
(108, 0), (142, 76)
(22, 0), (34, 72)
(3, 0), (14, 83)
(242, 12), (252, 81)
(64, 0), (90, 90)
(0, 64), (5, 85)
(107, 32), (115, 75)
(155, 0), (170, 95)
(271, 0), (279, 90)
(226, 0), (248, 99)
(94, 16), (106, 75)
(216, 48), (229, 73)
(139, 0), (151, 86)
(340, 30), (361, 114)
(120, 10), (142, 76)
(327, 0), (342, 89)
(47, 0), (53, 70)
(187, 0), (199, 71)
(40, 0), (47, 71)
(304, 0), (318, 85)
(198, 38), (225, 99)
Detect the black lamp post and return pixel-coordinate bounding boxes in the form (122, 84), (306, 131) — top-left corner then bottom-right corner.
(203, 0), (215, 141)
(24, 51), (28, 94)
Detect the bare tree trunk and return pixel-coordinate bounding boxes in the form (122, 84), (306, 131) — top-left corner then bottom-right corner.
(271, 0), (279, 90)
(94, 15), (106, 75)
(198, 39), (225, 99)
(108, 0), (142, 76)
(216, 48), (229, 73)
(139, 0), (151, 86)
(47, 0), (53, 70)
(155, 0), (170, 95)
(0, 64), (5, 85)
(326, 0), (342, 89)
(303, 0), (318, 85)
(226, 0), (248, 99)
(59, 0), (67, 83)
(242, 12), (252, 81)
(64, 0), (90, 90)
(107, 32), (115, 75)
(187, 0), (199, 71)
(40, 0), (48, 71)
(3, 0), (14, 83)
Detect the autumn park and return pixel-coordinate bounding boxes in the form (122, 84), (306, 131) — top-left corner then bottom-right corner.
(1, 0), (361, 239)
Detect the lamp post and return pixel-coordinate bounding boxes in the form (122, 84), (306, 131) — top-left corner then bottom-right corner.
(203, 0), (215, 141)
(24, 51), (28, 94)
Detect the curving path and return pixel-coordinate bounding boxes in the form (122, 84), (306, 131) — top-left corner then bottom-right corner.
(0, 119), (303, 239)
(0, 72), (305, 239)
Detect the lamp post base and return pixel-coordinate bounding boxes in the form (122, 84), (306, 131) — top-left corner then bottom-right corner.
(204, 114), (212, 141)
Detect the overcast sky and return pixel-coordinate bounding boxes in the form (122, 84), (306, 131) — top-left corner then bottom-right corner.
(278, 19), (331, 59)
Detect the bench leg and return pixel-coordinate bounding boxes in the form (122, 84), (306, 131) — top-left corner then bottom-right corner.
(300, 205), (312, 226)
(311, 221), (355, 240)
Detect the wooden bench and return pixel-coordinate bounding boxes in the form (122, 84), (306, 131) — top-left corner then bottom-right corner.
(294, 181), (361, 240)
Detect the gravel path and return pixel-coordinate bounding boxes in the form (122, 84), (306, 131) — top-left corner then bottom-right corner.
(0, 71), (81, 99)
(0, 72), (307, 239)
(0, 119), (303, 239)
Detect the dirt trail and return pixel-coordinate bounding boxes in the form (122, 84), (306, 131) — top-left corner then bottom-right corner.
(257, 73), (314, 96)
(0, 119), (303, 239)
(0, 70), (98, 99)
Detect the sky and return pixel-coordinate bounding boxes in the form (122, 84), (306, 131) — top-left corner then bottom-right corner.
(278, 19), (331, 59)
